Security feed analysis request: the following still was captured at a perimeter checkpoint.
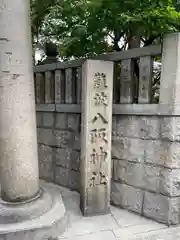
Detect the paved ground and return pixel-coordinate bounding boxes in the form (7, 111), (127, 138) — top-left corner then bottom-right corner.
(58, 186), (180, 240)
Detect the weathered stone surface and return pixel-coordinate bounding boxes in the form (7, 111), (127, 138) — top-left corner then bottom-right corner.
(70, 150), (80, 171)
(54, 130), (73, 148)
(125, 162), (144, 189)
(127, 139), (145, 163)
(36, 112), (43, 127)
(55, 113), (67, 129)
(113, 160), (161, 193)
(113, 159), (127, 182)
(111, 182), (143, 214)
(143, 192), (180, 225)
(0, 182), (67, 240)
(55, 148), (70, 168)
(159, 33), (180, 115)
(160, 168), (180, 197)
(144, 165), (161, 192)
(54, 166), (79, 191)
(116, 116), (160, 139)
(55, 148), (80, 171)
(38, 144), (53, 181)
(116, 116), (139, 138)
(168, 197), (180, 225)
(0, 0), (40, 202)
(73, 132), (81, 150)
(37, 128), (54, 145)
(69, 170), (80, 191)
(144, 140), (168, 166)
(111, 181), (122, 206)
(139, 117), (160, 139)
(112, 116), (117, 132)
(112, 137), (145, 163)
(120, 59), (134, 103)
(143, 192), (169, 224)
(120, 184), (143, 214)
(144, 140), (180, 168)
(160, 117), (180, 141)
(138, 56), (153, 104)
(38, 128), (74, 148)
(67, 114), (80, 131)
(80, 60), (113, 216)
(42, 112), (54, 127)
(114, 160), (145, 189)
(54, 166), (69, 187)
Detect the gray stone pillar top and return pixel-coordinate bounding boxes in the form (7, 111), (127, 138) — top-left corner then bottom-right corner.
(159, 33), (180, 114)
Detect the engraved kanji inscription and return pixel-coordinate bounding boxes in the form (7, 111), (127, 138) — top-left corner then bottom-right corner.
(141, 77), (146, 98)
(140, 73), (147, 98)
(91, 113), (108, 124)
(90, 147), (108, 165)
(88, 171), (108, 188)
(90, 128), (108, 144)
(93, 92), (108, 106)
(94, 72), (108, 90)
(80, 60), (113, 215)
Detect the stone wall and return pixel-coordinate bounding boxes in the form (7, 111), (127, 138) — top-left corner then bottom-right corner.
(36, 111), (80, 191)
(111, 115), (180, 225)
(35, 33), (180, 225)
(36, 110), (180, 225)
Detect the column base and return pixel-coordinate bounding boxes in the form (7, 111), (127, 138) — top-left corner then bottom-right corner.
(0, 181), (68, 240)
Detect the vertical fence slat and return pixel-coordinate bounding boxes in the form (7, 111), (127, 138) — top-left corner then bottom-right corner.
(76, 67), (82, 104)
(34, 75), (37, 104)
(45, 71), (54, 104)
(72, 68), (77, 103)
(55, 70), (62, 104)
(113, 62), (120, 104)
(65, 68), (73, 103)
(120, 59), (134, 103)
(138, 56), (153, 103)
(35, 72), (44, 104)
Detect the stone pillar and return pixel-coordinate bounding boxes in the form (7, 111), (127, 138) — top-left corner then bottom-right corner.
(159, 32), (180, 113)
(0, 0), (39, 202)
(80, 60), (113, 216)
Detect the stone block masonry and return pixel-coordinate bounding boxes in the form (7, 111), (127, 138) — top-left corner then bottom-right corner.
(37, 112), (80, 191)
(36, 33), (180, 225)
(111, 33), (180, 225)
(111, 115), (180, 225)
(37, 111), (180, 225)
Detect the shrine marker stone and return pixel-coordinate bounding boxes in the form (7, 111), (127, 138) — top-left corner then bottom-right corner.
(80, 60), (113, 216)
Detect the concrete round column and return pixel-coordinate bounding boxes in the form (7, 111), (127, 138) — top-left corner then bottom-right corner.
(0, 0), (39, 202)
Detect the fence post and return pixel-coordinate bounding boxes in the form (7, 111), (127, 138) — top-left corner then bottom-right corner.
(80, 60), (113, 216)
(159, 33), (180, 113)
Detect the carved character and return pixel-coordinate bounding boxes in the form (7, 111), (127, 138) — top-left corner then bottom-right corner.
(91, 113), (108, 124)
(88, 171), (108, 188)
(88, 172), (97, 188)
(90, 128), (108, 144)
(90, 147), (107, 166)
(100, 172), (108, 185)
(93, 92), (108, 106)
(94, 72), (107, 90)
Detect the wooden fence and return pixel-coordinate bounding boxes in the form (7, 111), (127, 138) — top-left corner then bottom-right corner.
(34, 44), (162, 108)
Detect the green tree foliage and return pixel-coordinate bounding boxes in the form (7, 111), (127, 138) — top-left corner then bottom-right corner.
(31, 0), (180, 59)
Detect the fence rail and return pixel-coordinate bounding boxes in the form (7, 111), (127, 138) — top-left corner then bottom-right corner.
(34, 44), (162, 105)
